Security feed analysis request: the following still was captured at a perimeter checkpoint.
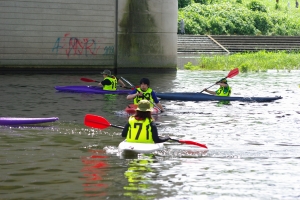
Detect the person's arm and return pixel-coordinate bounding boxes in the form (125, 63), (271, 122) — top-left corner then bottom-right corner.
(121, 123), (130, 138)
(152, 92), (165, 112)
(203, 81), (228, 95)
(150, 122), (169, 143)
(98, 79), (111, 87)
(117, 78), (126, 87)
(127, 89), (143, 100)
(203, 88), (216, 95)
(155, 102), (164, 112)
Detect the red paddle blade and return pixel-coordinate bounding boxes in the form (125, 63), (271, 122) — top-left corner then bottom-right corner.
(178, 140), (208, 149)
(81, 78), (95, 82)
(84, 114), (111, 129)
(226, 68), (239, 78)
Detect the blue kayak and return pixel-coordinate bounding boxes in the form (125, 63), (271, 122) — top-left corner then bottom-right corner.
(156, 92), (282, 102)
(0, 117), (59, 125)
(55, 86), (131, 94)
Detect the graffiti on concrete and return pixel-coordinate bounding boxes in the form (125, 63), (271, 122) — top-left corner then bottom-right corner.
(52, 33), (114, 58)
(104, 46), (114, 55)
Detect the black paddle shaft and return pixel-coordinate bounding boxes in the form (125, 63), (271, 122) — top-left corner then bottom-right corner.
(111, 124), (124, 129)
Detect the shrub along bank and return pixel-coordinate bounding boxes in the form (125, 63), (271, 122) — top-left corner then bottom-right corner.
(178, 1), (300, 36)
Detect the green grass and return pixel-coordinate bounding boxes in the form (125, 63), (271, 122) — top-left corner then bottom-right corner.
(184, 50), (300, 71)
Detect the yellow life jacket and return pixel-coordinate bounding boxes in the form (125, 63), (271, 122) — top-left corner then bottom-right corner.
(133, 88), (154, 108)
(103, 76), (117, 91)
(216, 86), (231, 97)
(126, 116), (154, 143)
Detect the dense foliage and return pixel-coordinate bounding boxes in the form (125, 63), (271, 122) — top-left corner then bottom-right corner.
(178, 0), (300, 36)
(179, 0), (192, 9)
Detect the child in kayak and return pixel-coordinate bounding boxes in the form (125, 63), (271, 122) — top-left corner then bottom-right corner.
(126, 78), (164, 112)
(121, 100), (169, 143)
(98, 69), (126, 90)
(203, 78), (231, 105)
(203, 78), (231, 96)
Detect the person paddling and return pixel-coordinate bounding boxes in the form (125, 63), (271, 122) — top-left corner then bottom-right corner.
(203, 78), (232, 105)
(126, 78), (164, 112)
(121, 100), (169, 143)
(98, 69), (126, 91)
(203, 78), (231, 97)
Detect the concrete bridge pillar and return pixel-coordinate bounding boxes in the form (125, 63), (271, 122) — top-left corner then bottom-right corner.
(117, 0), (178, 73)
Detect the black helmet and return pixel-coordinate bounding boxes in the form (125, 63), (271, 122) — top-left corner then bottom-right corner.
(220, 78), (227, 83)
(139, 78), (150, 86)
(217, 78), (227, 83)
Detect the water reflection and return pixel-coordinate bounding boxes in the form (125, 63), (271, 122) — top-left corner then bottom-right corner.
(123, 154), (157, 200)
(1, 71), (300, 199)
(103, 94), (118, 113)
(81, 149), (108, 197)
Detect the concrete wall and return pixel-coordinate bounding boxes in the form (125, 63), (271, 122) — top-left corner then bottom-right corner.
(0, 0), (116, 71)
(0, 0), (177, 73)
(117, 0), (178, 73)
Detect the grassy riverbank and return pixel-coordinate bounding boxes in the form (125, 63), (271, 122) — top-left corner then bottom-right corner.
(184, 50), (300, 72)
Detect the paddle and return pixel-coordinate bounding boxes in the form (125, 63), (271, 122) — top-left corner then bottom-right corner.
(120, 76), (140, 90)
(80, 77), (100, 83)
(121, 77), (163, 112)
(84, 114), (124, 129)
(80, 78), (133, 90)
(84, 114), (208, 149)
(200, 68), (239, 93)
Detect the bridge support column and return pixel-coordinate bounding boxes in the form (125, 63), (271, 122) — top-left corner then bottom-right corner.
(117, 0), (178, 73)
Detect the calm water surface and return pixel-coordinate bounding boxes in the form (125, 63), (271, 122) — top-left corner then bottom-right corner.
(0, 70), (300, 199)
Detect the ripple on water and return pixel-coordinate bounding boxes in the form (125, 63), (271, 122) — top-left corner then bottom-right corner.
(0, 72), (300, 199)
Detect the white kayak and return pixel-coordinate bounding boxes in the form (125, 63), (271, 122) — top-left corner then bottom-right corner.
(118, 140), (164, 154)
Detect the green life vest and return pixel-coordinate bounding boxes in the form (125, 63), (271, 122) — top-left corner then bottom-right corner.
(133, 88), (154, 108)
(216, 86), (231, 97)
(216, 85), (231, 105)
(126, 116), (154, 143)
(103, 76), (117, 91)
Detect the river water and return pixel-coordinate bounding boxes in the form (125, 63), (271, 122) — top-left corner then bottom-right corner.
(0, 70), (299, 199)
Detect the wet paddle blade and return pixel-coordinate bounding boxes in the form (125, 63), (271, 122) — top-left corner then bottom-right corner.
(178, 140), (208, 149)
(170, 138), (208, 149)
(84, 114), (125, 129)
(226, 68), (239, 78)
(84, 114), (111, 129)
(81, 77), (100, 83)
(81, 78), (96, 82)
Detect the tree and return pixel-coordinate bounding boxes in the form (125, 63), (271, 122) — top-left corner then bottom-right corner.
(179, 0), (192, 8)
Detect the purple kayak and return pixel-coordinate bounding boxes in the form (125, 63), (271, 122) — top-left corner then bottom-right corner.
(0, 117), (59, 125)
(55, 86), (131, 94)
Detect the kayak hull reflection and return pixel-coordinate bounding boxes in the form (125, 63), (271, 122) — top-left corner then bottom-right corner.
(156, 92), (282, 102)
